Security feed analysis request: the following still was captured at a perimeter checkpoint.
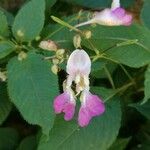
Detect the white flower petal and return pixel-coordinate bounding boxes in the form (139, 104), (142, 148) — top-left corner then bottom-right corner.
(66, 49), (91, 76)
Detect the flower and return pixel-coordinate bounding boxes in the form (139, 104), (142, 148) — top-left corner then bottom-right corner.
(53, 49), (105, 127)
(75, 0), (132, 27)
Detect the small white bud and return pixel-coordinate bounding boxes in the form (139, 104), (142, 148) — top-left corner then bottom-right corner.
(0, 71), (7, 81)
(35, 36), (41, 41)
(17, 30), (24, 37)
(73, 34), (81, 48)
(18, 51), (27, 61)
(56, 49), (65, 58)
(39, 40), (57, 51)
(52, 58), (59, 65)
(83, 30), (92, 39)
(51, 65), (59, 74)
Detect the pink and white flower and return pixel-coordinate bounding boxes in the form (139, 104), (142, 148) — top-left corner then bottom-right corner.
(53, 49), (105, 127)
(75, 0), (132, 27)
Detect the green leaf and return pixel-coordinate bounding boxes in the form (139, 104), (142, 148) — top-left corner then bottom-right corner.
(83, 24), (150, 68)
(25, 0), (56, 12)
(133, 123), (150, 150)
(0, 7), (14, 26)
(45, 0), (56, 9)
(44, 15), (77, 49)
(0, 41), (16, 59)
(0, 127), (19, 150)
(144, 65), (150, 103)
(109, 138), (130, 150)
(0, 9), (9, 37)
(91, 61), (117, 79)
(7, 52), (59, 134)
(63, 0), (135, 8)
(141, 0), (150, 30)
(43, 13), (88, 49)
(91, 60), (106, 73)
(12, 0), (45, 42)
(131, 101), (150, 120)
(0, 82), (12, 125)
(45, 24), (74, 49)
(38, 88), (121, 150)
(17, 136), (37, 150)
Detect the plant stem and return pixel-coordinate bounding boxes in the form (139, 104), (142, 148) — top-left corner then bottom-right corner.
(119, 64), (136, 86)
(104, 66), (115, 89)
(105, 82), (134, 102)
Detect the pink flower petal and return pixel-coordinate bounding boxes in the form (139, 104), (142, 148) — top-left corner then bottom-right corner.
(63, 102), (75, 121)
(78, 92), (105, 127)
(78, 106), (92, 127)
(112, 7), (125, 19)
(122, 14), (132, 26)
(53, 92), (69, 113)
(86, 94), (105, 117)
(112, 7), (132, 26)
(53, 92), (76, 121)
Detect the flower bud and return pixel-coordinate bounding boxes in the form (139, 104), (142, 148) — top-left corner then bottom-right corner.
(35, 36), (41, 41)
(73, 34), (81, 48)
(17, 30), (24, 37)
(51, 65), (59, 74)
(56, 49), (65, 58)
(52, 58), (60, 65)
(39, 40), (57, 51)
(83, 30), (92, 39)
(18, 51), (27, 61)
(0, 71), (7, 81)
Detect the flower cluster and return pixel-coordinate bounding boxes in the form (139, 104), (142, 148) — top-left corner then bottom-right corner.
(53, 49), (105, 127)
(75, 0), (132, 27)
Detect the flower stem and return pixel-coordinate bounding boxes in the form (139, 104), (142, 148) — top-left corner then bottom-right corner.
(51, 15), (82, 34)
(119, 64), (136, 86)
